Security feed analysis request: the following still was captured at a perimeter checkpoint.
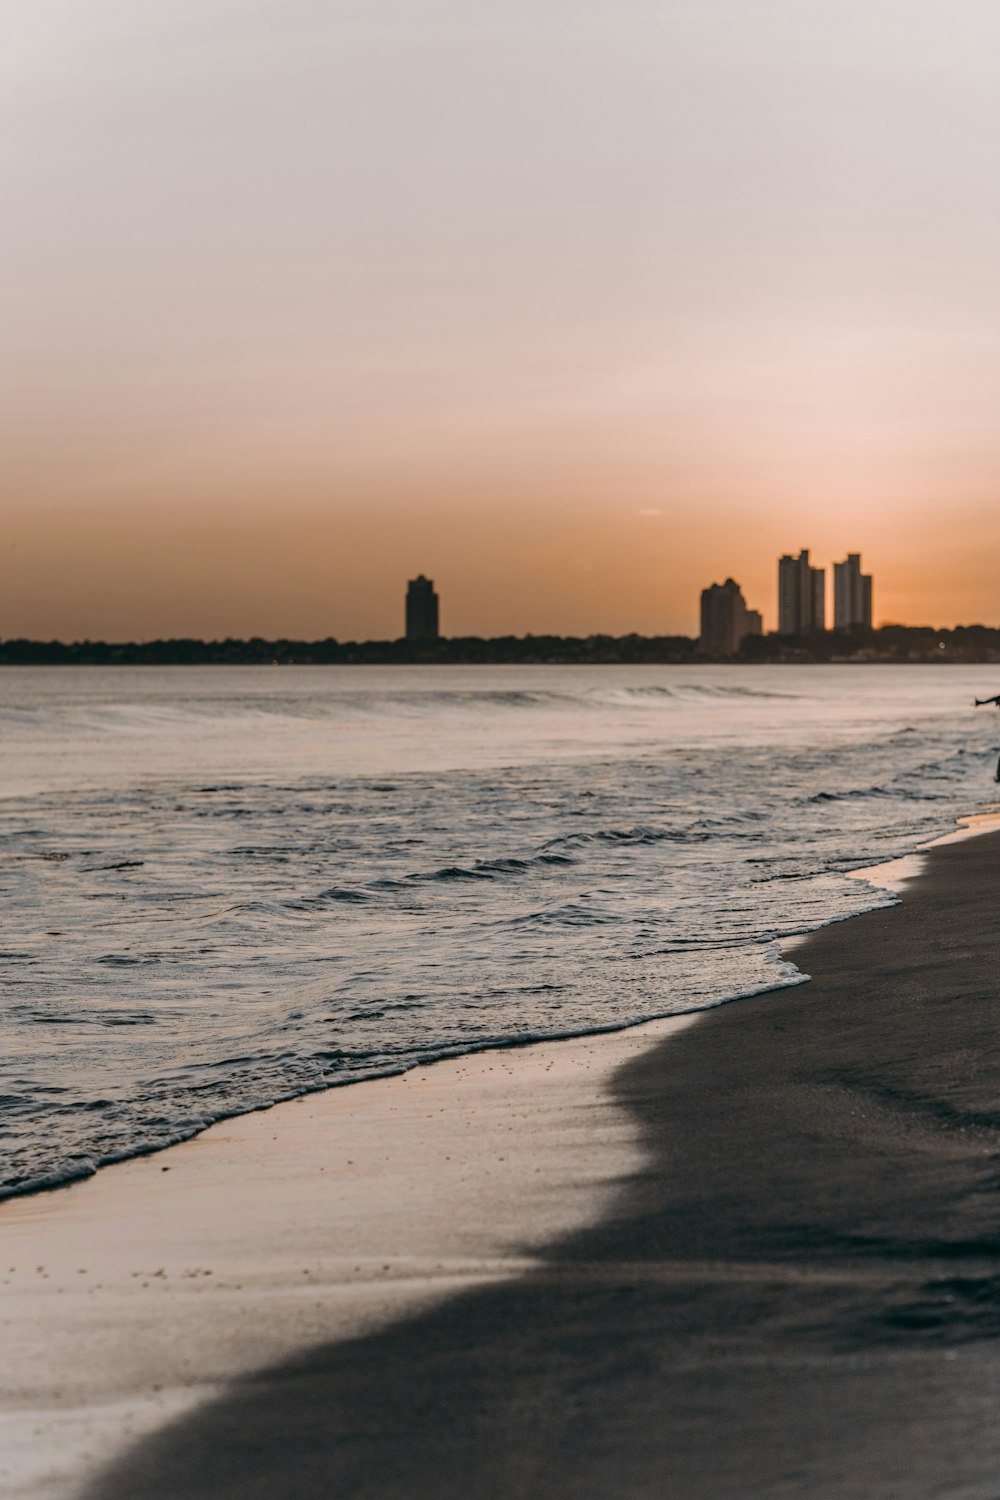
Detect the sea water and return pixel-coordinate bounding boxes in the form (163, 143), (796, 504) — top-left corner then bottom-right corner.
(2, 663), (998, 1198)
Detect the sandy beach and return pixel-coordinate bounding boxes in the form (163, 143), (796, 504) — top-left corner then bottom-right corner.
(0, 1016), (696, 1500)
(6, 823), (1000, 1497)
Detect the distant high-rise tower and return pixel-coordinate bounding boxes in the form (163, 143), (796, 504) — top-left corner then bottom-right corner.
(833, 553), (873, 631)
(777, 549), (825, 634)
(405, 575), (440, 641)
(699, 578), (760, 655)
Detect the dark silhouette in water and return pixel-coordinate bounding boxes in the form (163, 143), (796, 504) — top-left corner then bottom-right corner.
(973, 699), (1000, 777)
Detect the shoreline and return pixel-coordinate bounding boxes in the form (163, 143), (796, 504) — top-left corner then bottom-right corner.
(0, 1010), (779, 1209)
(5, 814), (1000, 1496)
(0, 1015), (697, 1500)
(13, 807), (998, 1209)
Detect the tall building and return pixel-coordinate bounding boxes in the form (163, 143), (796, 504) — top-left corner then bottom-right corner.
(777, 549), (826, 634)
(833, 553), (873, 630)
(699, 578), (760, 655)
(405, 575), (440, 641)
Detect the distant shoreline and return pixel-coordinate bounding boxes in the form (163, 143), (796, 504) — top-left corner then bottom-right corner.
(2, 626), (1000, 667)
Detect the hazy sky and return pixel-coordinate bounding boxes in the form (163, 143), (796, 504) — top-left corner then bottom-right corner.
(4, 0), (1000, 638)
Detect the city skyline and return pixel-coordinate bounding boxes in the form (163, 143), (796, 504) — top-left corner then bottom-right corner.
(701, 549), (875, 651)
(0, 548), (888, 646)
(1, 542), (973, 645)
(0, 486), (987, 646)
(3, 546), (885, 648)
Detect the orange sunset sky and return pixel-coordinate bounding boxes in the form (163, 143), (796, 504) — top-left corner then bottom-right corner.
(4, 1), (1000, 640)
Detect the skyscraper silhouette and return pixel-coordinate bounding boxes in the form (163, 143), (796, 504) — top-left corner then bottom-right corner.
(405, 576), (440, 641)
(778, 550), (825, 634)
(699, 579), (761, 655)
(833, 553), (873, 630)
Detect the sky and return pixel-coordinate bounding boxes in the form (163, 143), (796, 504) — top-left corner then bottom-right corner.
(3, 0), (1000, 639)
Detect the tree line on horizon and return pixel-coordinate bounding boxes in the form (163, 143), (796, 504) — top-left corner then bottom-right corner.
(3, 625), (1000, 665)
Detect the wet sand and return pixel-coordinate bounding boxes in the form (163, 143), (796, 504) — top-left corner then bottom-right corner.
(0, 1017), (696, 1500)
(78, 826), (1000, 1498)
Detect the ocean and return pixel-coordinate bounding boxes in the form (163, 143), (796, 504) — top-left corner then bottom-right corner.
(1, 663), (997, 1200)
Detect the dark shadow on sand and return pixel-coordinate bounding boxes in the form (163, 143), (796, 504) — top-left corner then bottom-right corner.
(84, 834), (1000, 1498)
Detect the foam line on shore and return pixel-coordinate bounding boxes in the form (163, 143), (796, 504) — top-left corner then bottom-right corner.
(851, 804), (1000, 891)
(0, 1016), (696, 1500)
